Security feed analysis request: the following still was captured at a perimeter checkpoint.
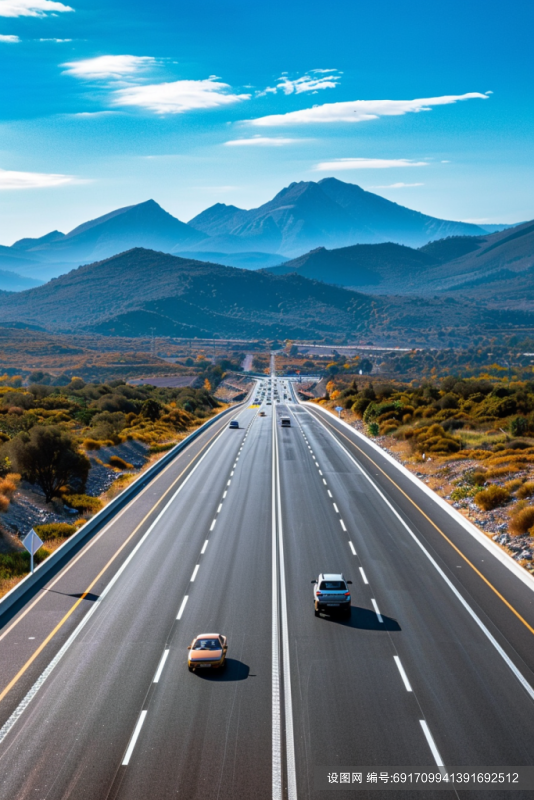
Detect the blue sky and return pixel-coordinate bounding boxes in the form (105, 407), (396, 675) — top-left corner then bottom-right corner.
(0, 0), (533, 243)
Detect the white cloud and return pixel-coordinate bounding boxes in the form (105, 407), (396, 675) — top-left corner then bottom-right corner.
(250, 92), (488, 126)
(0, 0), (73, 17)
(260, 69), (340, 97)
(39, 37), (72, 41)
(224, 136), (301, 146)
(314, 158), (429, 171)
(368, 182), (424, 189)
(111, 79), (250, 114)
(62, 55), (155, 80)
(0, 168), (76, 189)
(0, 33), (19, 41)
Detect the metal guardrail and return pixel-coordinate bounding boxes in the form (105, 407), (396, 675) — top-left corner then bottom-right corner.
(0, 402), (241, 621)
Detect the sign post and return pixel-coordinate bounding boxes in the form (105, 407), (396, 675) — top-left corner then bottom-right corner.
(22, 528), (44, 574)
(335, 406), (343, 419)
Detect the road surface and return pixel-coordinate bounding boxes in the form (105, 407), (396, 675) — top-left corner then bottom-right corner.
(0, 376), (533, 799)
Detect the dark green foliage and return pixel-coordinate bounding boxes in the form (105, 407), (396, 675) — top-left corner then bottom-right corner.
(510, 416), (528, 437)
(140, 399), (162, 421)
(9, 426), (90, 502)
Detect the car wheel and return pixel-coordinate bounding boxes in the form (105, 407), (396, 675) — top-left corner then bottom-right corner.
(188, 665), (193, 672)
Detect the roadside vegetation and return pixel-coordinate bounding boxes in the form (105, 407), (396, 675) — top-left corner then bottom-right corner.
(314, 374), (534, 573)
(0, 375), (223, 597)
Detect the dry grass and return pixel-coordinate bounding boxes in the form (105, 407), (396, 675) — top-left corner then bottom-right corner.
(0, 575), (21, 599)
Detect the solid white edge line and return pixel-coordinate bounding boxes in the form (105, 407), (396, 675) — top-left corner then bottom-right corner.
(420, 719), (444, 767)
(0, 410), (241, 745)
(309, 404), (534, 593)
(371, 598), (383, 623)
(176, 595), (188, 620)
(393, 655), (412, 691)
(153, 649), (170, 684)
(122, 709), (148, 765)
(349, 541), (357, 556)
(304, 404), (534, 702)
(201, 540), (208, 555)
(359, 566), (369, 584)
(190, 565), (199, 582)
(272, 383), (282, 800)
(210, 519), (216, 531)
(274, 406), (298, 800)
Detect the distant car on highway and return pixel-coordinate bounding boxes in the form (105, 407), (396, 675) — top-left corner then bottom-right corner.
(188, 633), (228, 671)
(312, 573), (352, 617)
(229, 420), (239, 429)
(280, 416), (291, 427)
(259, 410), (266, 416)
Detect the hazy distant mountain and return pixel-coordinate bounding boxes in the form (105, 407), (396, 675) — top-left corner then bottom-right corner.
(173, 250), (289, 270)
(9, 201), (207, 280)
(0, 269), (42, 292)
(188, 178), (486, 255)
(266, 221), (534, 307)
(0, 247), (530, 345)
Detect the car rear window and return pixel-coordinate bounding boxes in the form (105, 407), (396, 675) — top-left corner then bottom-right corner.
(193, 639), (221, 650)
(319, 581), (347, 591)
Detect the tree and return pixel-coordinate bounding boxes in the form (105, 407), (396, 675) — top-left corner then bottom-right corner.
(140, 399), (161, 421)
(359, 358), (373, 374)
(10, 426), (90, 503)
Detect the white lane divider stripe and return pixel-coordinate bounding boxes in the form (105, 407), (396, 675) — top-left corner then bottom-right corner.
(340, 519), (347, 532)
(217, 504), (222, 513)
(327, 490), (332, 498)
(122, 710), (147, 765)
(420, 719), (444, 767)
(349, 541), (357, 556)
(227, 479), (231, 486)
(323, 478), (327, 485)
(359, 566), (368, 584)
(230, 471), (234, 477)
(333, 503), (339, 513)
(201, 540), (208, 555)
(371, 598), (383, 623)
(153, 649), (169, 683)
(318, 469), (323, 476)
(210, 519), (217, 531)
(176, 596), (188, 620)
(223, 490), (227, 498)
(190, 565), (199, 582)
(394, 655), (412, 691)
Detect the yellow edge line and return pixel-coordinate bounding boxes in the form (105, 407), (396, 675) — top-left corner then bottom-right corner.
(315, 409), (534, 638)
(0, 421), (225, 706)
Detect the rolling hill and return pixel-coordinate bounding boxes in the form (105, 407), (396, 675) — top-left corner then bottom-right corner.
(188, 178), (485, 255)
(0, 248), (530, 345)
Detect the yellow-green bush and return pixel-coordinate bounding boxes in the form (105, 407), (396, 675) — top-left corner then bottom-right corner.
(63, 494), (102, 513)
(108, 455), (133, 470)
(509, 506), (534, 536)
(475, 485), (510, 511)
(34, 523), (77, 540)
(517, 481), (534, 500)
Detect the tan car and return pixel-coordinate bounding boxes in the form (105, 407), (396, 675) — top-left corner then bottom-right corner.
(187, 633), (228, 671)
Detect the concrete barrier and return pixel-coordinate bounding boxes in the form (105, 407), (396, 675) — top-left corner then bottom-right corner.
(0, 402), (243, 620)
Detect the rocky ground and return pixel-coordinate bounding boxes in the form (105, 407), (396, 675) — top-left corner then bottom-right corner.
(0, 440), (150, 541)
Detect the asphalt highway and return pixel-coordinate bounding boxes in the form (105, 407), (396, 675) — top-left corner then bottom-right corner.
(0, 375), (533, 800)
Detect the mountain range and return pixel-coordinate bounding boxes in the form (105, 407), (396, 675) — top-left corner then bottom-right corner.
(266, 220), (534, 308)
(0, 248), (531, 346)
(0, 177), (507, 287)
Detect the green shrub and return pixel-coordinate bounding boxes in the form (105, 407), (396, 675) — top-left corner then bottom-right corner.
(108, 455), (133, 470)
(0, 548), (48, 580)
(34, 523), (77, 541)
(510, 416), (528, 437)
(368, 422), (379, 436)
(63, 494), (102, 514)
(475, 485), (510, 511)
(450, 486), (480, 501)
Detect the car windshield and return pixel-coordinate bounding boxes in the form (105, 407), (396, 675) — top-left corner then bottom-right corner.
(193, 638), (221, 650)
(319, 581), (346, 591)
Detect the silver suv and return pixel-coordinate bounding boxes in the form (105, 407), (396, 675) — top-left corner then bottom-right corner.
(312, 573), (352, 617)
